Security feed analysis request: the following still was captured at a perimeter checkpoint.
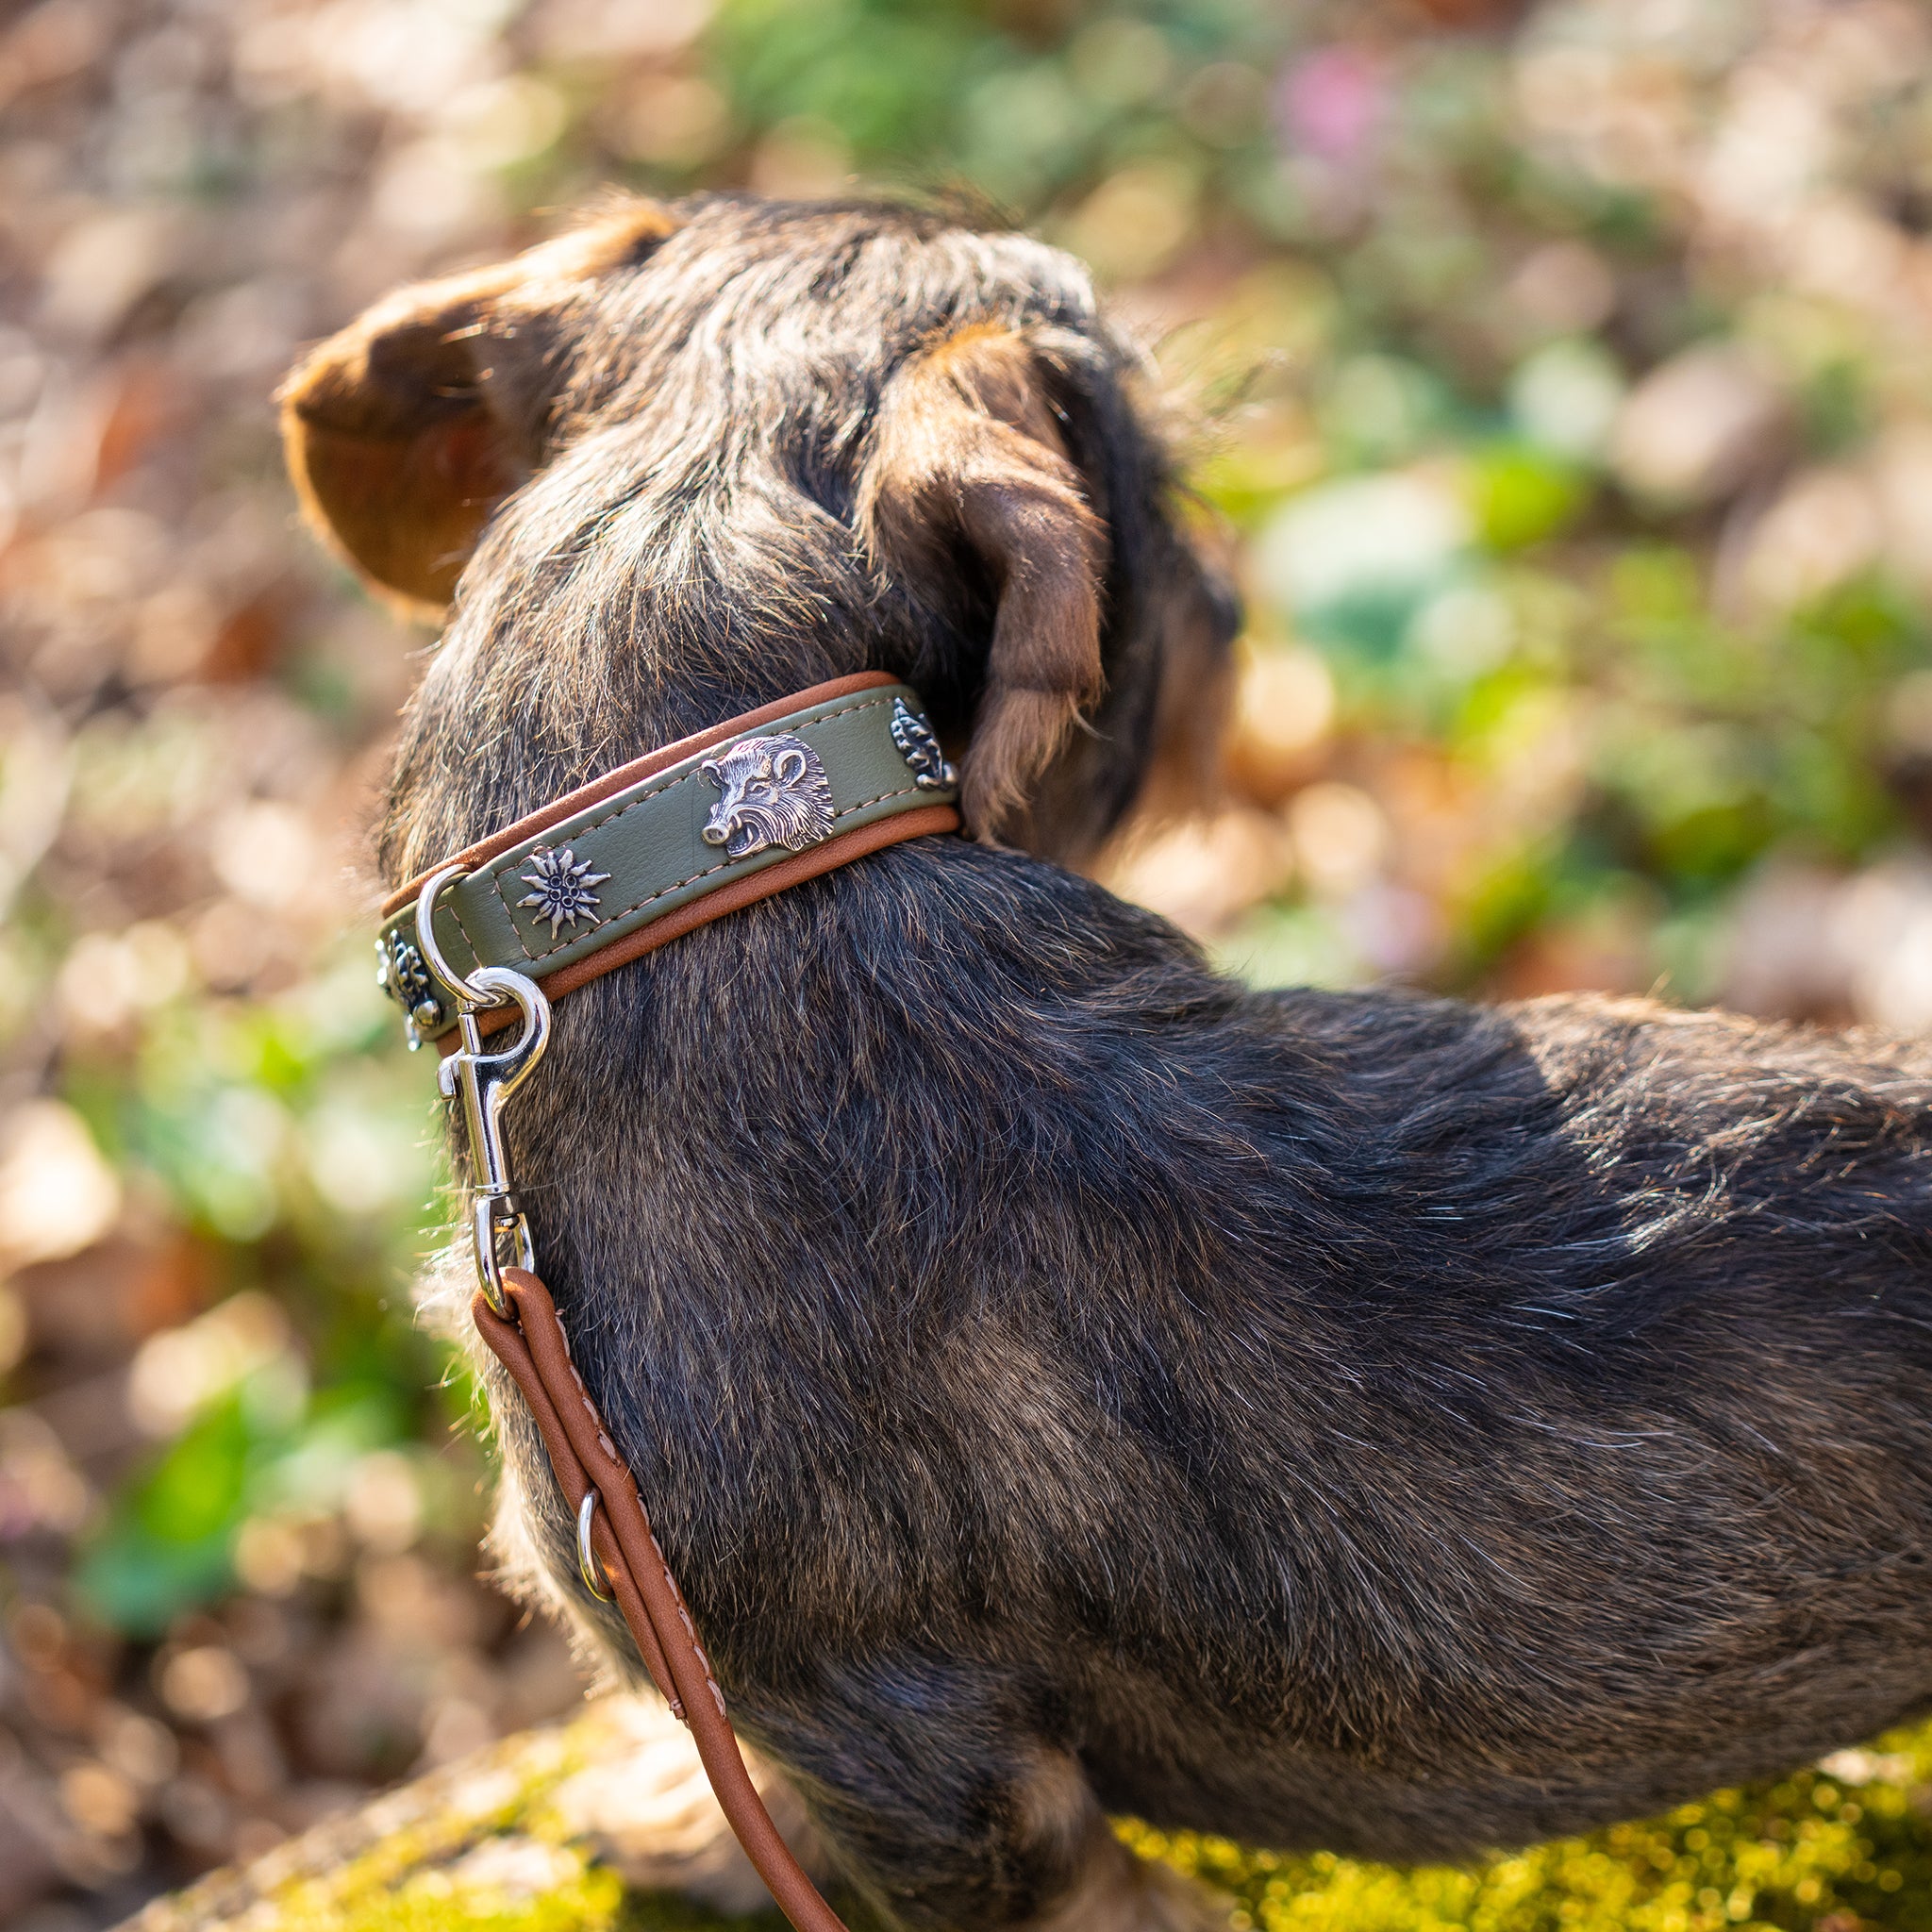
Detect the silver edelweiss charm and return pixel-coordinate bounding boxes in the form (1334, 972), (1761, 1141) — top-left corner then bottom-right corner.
(890, 697), (957, 791)
(518, 845), (612, 939)
(699, 733), (836, 860)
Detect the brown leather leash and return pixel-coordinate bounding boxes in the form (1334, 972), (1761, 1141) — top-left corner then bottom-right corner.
(386, 678), (967, 1932)
(473, 1268), (844, 1931)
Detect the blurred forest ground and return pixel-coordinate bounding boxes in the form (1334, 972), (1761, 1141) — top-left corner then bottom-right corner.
(7, 0), (1932, 1924)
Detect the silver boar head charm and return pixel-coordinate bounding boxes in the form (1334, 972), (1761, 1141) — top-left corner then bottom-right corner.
(699, 733), (837, 860)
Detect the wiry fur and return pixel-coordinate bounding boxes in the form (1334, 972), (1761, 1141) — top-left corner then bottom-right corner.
(293, 197), (1932, 1931)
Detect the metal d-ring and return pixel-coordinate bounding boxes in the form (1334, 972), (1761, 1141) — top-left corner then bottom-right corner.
(577, 1489), (614, 1602)
(413, 861), (504, 1013)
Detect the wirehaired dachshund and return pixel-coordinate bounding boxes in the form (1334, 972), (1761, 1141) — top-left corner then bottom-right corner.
(281, 195), (1932, 1930)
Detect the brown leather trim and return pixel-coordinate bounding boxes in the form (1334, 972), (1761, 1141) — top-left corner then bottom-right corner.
(446, 801), (959, 1048)
(382, 670), (903, 918)
(486, 1269), (847, 1932)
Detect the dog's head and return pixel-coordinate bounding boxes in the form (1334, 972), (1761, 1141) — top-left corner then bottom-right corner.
(280, 195), (1238, 873)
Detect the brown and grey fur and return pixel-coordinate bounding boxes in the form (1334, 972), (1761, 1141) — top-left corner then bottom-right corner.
(282, 196), (1932, 1931)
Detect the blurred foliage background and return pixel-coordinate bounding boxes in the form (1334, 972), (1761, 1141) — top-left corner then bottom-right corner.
(7, 0), (1932, 1923)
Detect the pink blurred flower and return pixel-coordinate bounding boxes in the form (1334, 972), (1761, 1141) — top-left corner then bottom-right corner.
(1277, 46), (1387, 164)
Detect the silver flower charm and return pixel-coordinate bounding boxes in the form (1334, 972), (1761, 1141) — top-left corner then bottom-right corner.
(518, 845), (611, 939)
(890, 698), (957, 791)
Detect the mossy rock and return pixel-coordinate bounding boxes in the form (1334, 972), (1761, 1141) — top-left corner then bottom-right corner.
(113, 1701), (781, 1932)
(119, 1705), (1932, 1932)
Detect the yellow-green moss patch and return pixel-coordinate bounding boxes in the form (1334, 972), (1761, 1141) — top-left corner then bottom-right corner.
(1124, 1722), (1932, 1932)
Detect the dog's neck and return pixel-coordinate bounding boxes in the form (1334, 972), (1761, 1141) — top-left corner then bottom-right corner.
(375, 672), (960, 1048)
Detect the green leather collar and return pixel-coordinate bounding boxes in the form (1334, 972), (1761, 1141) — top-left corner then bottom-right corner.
(376, 673), (960, 1045)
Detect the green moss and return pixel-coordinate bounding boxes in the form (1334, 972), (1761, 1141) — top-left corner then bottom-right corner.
(271, 1862), (626, 1932)
(1123, 1722), (1932, 1932)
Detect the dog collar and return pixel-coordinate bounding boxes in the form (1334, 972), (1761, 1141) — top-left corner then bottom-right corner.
(375, 671), (960, 1046)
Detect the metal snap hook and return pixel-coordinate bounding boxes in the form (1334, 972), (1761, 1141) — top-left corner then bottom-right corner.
(577, 1489), (614, 1602)
(438, 964), (552, 1315)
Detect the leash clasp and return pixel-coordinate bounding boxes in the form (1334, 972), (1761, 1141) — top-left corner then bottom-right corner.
(440, 971), (551, 1316)
(418, 868), (553, 1315)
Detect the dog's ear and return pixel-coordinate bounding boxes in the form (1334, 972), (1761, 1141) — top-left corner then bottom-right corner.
(859, 325), (1107, 842)
(278, 204), (678, 609)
